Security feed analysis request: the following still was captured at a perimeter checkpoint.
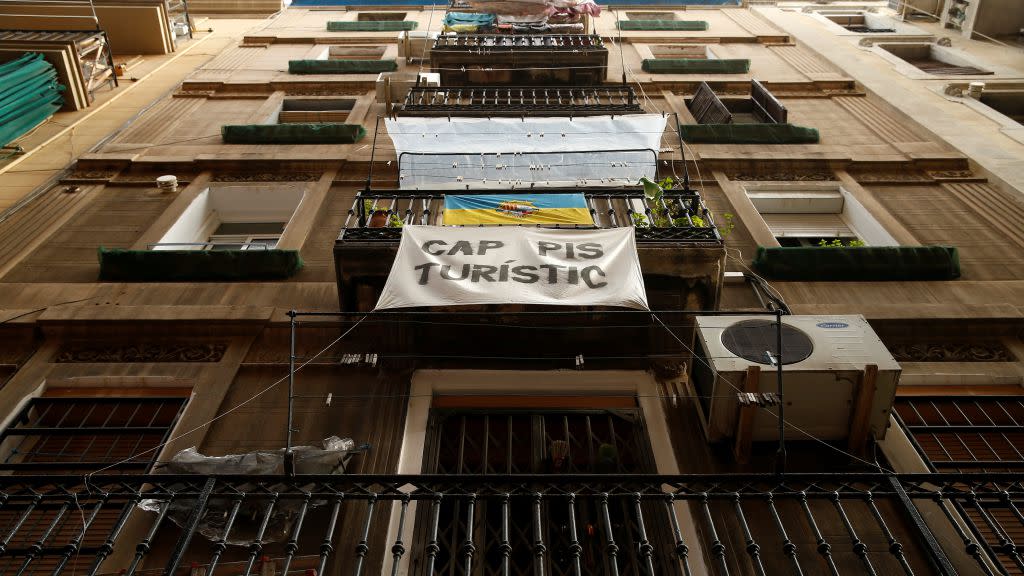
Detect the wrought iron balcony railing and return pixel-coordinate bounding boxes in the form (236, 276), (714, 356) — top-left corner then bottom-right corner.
(430, 34), (608, 86)
(338, 189), (721, 244)
(432, 34), (605, 51)
(400, 86), (645, 117)
(0, 473), (1016, 576)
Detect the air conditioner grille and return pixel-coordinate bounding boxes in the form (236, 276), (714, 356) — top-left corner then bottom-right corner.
(721, 319), (814, 365)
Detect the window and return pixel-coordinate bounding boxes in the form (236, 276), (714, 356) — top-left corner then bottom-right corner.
(326, 45), (387, 60)
(895, 396), (1024, 473)
(649, 44), (710, 59)
(824, 13), (896, 33)
(278, 98), (355, 124)
(0, 393), (186, 473)
(879, 43), (992, 76)
(152, 184), (305, 251)
(411, 407), (680, 576)
(0, 391), (187, 575)
(745, 183), (897, 247)
(688, 80), (787, 125)
(626, 11), (675, 20)
(895, 395), (1024, 574)
(205, 221), (285, 250)
(980, 91), (1024, 126)
(357, 11), (406, 21)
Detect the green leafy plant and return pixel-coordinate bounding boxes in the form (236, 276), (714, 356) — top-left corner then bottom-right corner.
(817, 238), (866, 248)
(718, 213), (735, 239)
(388, 213), (404, 228)
(638, 176), (716, 229)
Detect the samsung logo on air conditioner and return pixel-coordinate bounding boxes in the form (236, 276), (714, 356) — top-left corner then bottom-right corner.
(816, 321), (850, 329)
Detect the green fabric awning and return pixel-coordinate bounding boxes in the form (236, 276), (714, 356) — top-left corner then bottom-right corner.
(327, 20), (417, 31)
(751, 246), (961, 281)
(679, 123), (819, 144)
(288, 59), (398, 74)
(98, 248), (304, 281)
(616, 20), (709, 31)
(641, 58), (750, 74)
(221, 123), (366, 144)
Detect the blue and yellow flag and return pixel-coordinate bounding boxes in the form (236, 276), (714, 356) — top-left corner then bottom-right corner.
(444, 194), (594, 226)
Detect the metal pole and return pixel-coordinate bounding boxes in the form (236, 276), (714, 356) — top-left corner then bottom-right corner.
(286, 310), (296, 476)
(775, 308), (786, 475)
(163, 478), (216, 576)
(364, 115), (382, 193)
(672, 113), (691, 192)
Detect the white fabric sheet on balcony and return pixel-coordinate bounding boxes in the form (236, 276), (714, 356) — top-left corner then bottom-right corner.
(385, 114), (667, 190)
(375, 225), (649, 310)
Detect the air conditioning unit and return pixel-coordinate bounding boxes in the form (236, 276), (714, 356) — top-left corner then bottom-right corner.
(690, 315), (900, 444)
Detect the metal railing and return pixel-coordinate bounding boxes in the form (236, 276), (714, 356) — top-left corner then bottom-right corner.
(0, 473), (1015, 576)
(338, 189), (721, 244)
(146, 242), (273, 250)
(400, 86), (644, 117)
(432, 34), (606, 51)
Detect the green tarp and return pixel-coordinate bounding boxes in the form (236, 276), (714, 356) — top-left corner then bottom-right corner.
(288, 59), (398, 74)
(641, 58), (750, 74)
(327, 20), (417, 31)
(221, 123), (366, 144)
(616, 20), (708, 31)
(98, 248), (304, 281)
(679, 123), (819, 144)
(0, 53), (65, 148)
(751, 245), (961, 281)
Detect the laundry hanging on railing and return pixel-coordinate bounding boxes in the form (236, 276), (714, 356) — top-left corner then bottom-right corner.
(140, 437), (363, 545)
(385, 114), (666, 189)
(375, 225), (648, 310)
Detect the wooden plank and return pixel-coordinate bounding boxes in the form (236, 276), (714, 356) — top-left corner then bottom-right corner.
(848, 363), (877, 455)
(733, 365), (759, 464)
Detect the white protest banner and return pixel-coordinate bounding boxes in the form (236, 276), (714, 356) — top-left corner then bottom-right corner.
(375, 226), (649, 310)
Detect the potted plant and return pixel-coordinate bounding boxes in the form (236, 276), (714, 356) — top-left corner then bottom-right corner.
(364, 199), (390, 228)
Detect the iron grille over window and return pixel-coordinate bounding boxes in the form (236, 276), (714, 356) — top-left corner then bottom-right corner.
(896, 395), (1024, 574)
(0, 396), (185, 473)
(414, 409), (680, 576)
(0, 395), (186, 575)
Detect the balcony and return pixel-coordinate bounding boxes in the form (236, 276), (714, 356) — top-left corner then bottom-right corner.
(400, 86), (645, 117)
(429, 34), (608, 86)
(333, 187), (726, 313)
(0, 473), (1010, 576)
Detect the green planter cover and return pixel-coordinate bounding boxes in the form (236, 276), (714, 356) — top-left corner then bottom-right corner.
(327, 20), (417, 31)
(98, 248), (304, 281)
(288, 59), (398, 74)
(641, 58), (750, 74)
(751, 245), (961, 281)
(679, 123), (819, 144)
(616, 20), (708, 31)
(221, 123), (366, 144)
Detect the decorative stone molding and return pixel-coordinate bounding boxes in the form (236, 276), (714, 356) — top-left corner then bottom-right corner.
(853, 171), (929, 182)
(859, 38), (875, 47)
(927, 170), (976, 180)
(888, 342), (1014, 362)
(54, 343), (228, 363)
(212, 172), (322, 182)
(727, 172), (835, 181)
(936, 37), (952, 47)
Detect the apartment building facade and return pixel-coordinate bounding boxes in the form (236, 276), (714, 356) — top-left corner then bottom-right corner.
(0, 0), (1022, 575)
